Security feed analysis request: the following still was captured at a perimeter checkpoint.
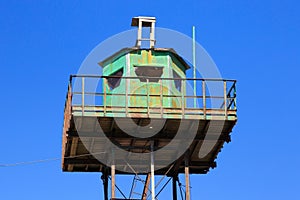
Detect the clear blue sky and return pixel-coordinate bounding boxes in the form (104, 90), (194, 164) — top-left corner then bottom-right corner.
(0, 0), (299, 199)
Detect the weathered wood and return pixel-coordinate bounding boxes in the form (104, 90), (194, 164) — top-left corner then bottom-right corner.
(142, 173), (151, 200)
(67, 137), (78, 171)
(111, 164), (115, 198)
(185, 165), (190, 200)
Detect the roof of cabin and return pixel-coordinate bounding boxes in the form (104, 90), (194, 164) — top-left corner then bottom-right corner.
(98, 47), (191, 70)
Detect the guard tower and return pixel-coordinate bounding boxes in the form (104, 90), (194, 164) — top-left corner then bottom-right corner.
(62, 16), (237, 200)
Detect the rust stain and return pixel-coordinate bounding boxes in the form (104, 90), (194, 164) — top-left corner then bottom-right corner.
(148, 50), (152, 63)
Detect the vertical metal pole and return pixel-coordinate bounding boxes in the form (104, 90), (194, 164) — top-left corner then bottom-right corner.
(150, 21), (155, 48)
(192, 26), (197, 108)
(202, 81), (206, 119)
(181, 79), (185, 118)
(125, 77), (128, 116)
(104, 78), (107, 116)
(234, 83), (237, 110)
(172, 176), (178, 200)
(137, 19), (142, 47)
(160, 79), (163, 118)
(147, 78), (150, 117)
(185, 157), (190, 200)
(151, 141), (155, 200)
(111, 164), (115, 199)
(111, 147), (115, 199)
(102, 172), (108, 200)
(82, 77), (85, 115)
(224, 81), (227, 119)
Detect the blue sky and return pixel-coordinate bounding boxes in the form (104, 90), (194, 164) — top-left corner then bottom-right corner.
(0, 0), (299, 199)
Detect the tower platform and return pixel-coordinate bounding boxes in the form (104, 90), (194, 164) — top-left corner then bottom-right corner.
(62, 75), (237, 175)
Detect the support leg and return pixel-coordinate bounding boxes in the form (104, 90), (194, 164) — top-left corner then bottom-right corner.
(111, 164), (115, 199)
(151, 141), (155, 200)
(142, 173), (151, 200)
(172, 176), (178, 200)
(101, 171), (108, 200)
(185, 158), (190, 200)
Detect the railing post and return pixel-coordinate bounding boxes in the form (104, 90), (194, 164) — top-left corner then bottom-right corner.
(160, 79), (163, 118)
(125, 77), (128, 117)
(81, 77), (85, 115)
(181, 79), (184, 118)
(147, 78), (150, 117)
(223, 81), (227, 119)
(234, 82), (237, 110)
(202, 80), (206, 119)
(104, 78), (107, 117)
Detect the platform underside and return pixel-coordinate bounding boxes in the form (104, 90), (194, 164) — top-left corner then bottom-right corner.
(62, 106), (237, 175)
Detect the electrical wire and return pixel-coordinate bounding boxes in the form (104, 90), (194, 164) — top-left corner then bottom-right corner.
(0, 151), (107, 167)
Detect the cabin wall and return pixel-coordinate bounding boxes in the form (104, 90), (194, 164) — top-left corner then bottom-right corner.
(102, 50), (187, 109)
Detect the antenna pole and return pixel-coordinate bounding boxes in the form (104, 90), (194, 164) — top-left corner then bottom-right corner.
(151, 141), (156, 200)
(192, 26), (197, 108)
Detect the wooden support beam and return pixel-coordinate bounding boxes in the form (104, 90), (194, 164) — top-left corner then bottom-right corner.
(111, 164), (115, 199)
(64, 158), (216, 167)
(67, 137), (79, 171)
(66, 130), (231, 142)
(142, 173), (151, 200)
(185, 155), (190, 200)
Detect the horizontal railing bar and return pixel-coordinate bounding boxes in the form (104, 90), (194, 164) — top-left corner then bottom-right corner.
(72, 105), (237, 112)
(72, 92), (235, 99)
(70, 74), (237, 82)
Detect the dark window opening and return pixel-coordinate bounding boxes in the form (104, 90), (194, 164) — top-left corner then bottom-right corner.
(107, 68), (123, 90)
(134, 66), (163, 82)
(173, 70), (182, 92)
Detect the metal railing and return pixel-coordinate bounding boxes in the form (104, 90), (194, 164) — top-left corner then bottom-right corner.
(65, 75), (237, 119)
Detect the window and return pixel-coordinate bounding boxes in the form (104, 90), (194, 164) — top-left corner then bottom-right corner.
(173, 70), (181, 92)
(107, 68), (123, 90)
(134, 66), (163, 82)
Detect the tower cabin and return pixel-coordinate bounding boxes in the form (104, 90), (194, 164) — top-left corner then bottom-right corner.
(100, 47), (189, 109)
(61, 16), (237, 200)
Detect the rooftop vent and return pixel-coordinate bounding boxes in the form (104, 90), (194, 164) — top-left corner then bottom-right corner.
(131, 16), (156, 48)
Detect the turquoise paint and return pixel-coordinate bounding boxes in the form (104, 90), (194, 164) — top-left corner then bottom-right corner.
(101, 49), (190, 108)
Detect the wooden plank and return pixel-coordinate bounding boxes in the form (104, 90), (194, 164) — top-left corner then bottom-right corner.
(67, 137), (79, 171)
(185, 165), (190, 200)
(111, 164), (115, 198)
(142, 173), (151, 200)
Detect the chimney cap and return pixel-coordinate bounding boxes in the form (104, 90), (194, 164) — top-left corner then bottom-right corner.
(131, 16), (156, 27)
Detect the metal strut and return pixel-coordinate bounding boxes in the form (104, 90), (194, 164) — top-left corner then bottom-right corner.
(101, 169), (109, 200)
(108, 176), (127, 199)
(150, 141), (156, 200)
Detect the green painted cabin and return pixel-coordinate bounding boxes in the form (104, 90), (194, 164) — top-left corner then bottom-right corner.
(99, 47), (191, 109)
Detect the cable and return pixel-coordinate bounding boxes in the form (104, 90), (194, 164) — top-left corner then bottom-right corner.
(0, 151), (107, 168)
(0, 157), (60, 167)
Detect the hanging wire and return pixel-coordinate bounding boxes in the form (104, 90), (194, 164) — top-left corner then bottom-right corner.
(0, 151), (107, 168)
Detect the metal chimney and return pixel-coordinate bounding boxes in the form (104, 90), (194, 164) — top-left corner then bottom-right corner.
(131, 16), (156, 48)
